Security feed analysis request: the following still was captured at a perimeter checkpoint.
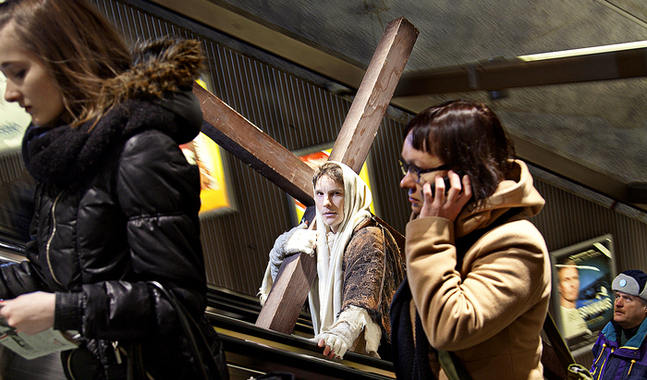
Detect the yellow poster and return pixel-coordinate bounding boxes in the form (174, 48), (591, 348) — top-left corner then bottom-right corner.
(180, 133), (231, 214)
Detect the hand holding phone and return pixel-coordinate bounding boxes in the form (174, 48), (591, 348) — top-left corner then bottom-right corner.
(419, 170), (471, 221)
(420, 170), (466, 198)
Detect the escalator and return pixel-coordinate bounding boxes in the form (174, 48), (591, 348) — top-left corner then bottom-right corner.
(206, 286), (395, 380)
(0, 241), (395, 380)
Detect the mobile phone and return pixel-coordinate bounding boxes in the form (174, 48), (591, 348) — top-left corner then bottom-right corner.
(423, 171), (466, 198)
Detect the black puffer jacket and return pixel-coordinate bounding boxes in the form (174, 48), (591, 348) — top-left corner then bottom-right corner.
(0, 39), (227, 380)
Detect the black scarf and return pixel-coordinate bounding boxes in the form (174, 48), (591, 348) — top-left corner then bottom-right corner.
(391, 277), (436, 380)
(21, 99), (196, 187)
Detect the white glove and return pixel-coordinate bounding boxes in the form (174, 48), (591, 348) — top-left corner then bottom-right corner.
(315, 318), (359, 359)
(317, 325), (352, 359)
(316, 306), (377, 359)
(284, 228), (317, 256)
(268, 223), (310, 281)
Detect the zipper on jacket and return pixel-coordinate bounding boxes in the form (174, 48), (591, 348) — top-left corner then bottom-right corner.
(112, 343), (156, 380)
(594, 345), (610, 380)
(628, 359), (636, 376)
(46, 192), (64, 287)
(593, 343), (606, 366)
(112, 341), (122, 364)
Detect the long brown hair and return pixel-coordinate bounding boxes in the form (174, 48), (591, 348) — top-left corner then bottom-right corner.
(0, 0), (132, 126)
(404, 99), (516, 202)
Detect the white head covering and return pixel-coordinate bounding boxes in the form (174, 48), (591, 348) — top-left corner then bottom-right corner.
(308, 161), (372, 334)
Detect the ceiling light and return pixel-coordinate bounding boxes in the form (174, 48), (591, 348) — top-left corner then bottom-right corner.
(519, 40), (647, 62)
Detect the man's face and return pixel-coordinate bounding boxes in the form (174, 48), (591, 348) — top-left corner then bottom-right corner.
(314, 175), (345, 233)
(558, 266), (580, 305)
(614, 291), (647, 329)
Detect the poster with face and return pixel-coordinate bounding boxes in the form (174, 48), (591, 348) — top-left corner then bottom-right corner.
(550, 234), (615, 355)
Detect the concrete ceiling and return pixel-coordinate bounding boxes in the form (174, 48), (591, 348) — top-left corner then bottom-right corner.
(149, 0), (647, 210)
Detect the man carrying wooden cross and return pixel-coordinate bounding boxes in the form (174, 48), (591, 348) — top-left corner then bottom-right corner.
(195, 14), (416, 359)
(259, 161), (405, 360)
(250, 16), (417, 360)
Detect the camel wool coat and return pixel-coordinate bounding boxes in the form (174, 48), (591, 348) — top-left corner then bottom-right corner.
(391, 160), (551, 380)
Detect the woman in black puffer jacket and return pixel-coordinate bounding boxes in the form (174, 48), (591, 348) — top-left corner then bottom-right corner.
(0, 0), (227, 379)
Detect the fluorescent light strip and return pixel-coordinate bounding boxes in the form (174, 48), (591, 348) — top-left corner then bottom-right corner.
(519, 40), (647, 62)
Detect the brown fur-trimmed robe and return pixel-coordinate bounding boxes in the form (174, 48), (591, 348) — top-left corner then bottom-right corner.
(341, 216), (406, 341)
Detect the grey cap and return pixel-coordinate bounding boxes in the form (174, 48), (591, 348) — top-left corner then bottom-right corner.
(612, 270), (647, 301)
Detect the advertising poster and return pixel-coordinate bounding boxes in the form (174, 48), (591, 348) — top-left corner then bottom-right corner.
(550, 234), (615, 355)
(180, 132), (232, 215)
(178, 78), (232, 216)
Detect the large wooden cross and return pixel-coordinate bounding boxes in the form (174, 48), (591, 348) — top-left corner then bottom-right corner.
(194, 17), (417, 334)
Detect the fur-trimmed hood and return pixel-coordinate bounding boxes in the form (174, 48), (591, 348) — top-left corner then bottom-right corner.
(22, 38), (205, 186)
(105, 37), (204, 104)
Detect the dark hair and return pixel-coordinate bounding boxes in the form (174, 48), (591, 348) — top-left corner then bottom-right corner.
(623, 270), (647, 293)
(0, 0), (132, 126)
(312, 162), (343, 188)
(403, 99), (515, 202)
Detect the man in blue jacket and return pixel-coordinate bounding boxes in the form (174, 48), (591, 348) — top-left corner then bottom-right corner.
(590, 270), (647, 379)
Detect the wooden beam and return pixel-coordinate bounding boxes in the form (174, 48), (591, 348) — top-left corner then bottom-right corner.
(193, 82), (315, 207)
(329, 17), (419, 172)
(254, 248), (318, 333)
(393, 42), (647, 96)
